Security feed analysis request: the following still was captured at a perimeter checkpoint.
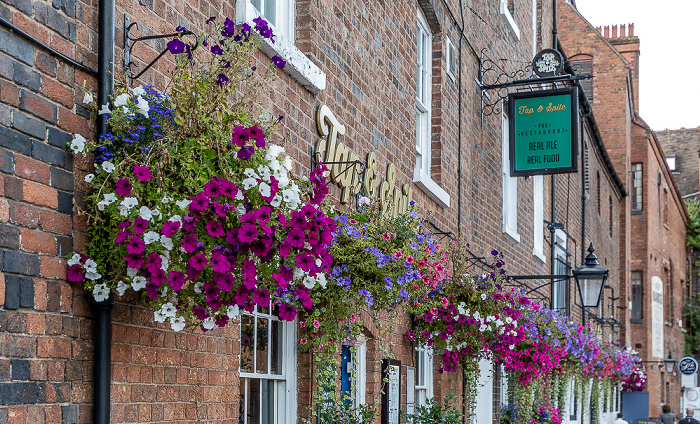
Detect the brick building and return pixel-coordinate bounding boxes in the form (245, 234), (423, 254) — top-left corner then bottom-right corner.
(0, 0), (631, 423)
(656, 127), (700, 201)
(558, 0), (688, 418)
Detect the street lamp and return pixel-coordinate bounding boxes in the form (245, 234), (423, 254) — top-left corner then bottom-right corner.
(663, 351), (675, 373)
(572, 243), (609, 308)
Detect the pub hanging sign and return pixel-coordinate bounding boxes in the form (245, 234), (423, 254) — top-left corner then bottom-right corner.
(508, 87), (579, 177)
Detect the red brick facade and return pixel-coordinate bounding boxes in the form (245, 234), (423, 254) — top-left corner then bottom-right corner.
(0, 0), (639, 422)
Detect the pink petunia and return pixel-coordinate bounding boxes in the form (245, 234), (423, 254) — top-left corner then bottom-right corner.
(124, 253), (144, 269)
(115, 178), (132, 197)
(382, 233), (390, 241)
(133, 166), (152, 182)
(238, 223), (258, 243)
(115, 230), (131, 244)
(299, 337), (308, 345)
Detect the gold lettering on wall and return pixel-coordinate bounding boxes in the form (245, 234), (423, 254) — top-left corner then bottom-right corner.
(314, 105), (412, 216)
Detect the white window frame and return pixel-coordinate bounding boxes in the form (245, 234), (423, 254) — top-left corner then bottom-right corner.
(500, 0), (521, 40)
(533, 175), (545, 261)
(236, 0), (326, 94)
(415, 345), (434, 408)
(413, 7), (450, 208)
(239, 305), (297, 424)
(351, 336), (367, 409)
(502, 109), (520, 242)
(552, 229), (567, 314)
(666, 155), (677, 171)
(472, 359), (494, 424)
(445, 36), (456, 82)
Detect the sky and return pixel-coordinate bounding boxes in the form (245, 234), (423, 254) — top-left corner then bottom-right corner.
(573, 0), (700, 131)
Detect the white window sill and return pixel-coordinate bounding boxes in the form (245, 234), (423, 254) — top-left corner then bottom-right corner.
(236, 0), (326, 94)
(413, 168), (450, 208)
(533, 248), (546, 263)
(503, 225), (521, 243)
(499, 2), (521, 40)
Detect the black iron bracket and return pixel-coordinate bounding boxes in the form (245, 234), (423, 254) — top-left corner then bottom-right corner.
(476, 48), (593, 122)
(124, 15), (199, 86)
(425, 220), (454, 240)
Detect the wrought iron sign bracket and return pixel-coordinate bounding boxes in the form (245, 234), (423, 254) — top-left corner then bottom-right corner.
(310, 154), (368, 207)
(476, 48), (593, 122)
(425, 220), (454, 240)
(124, 15), (199, 86)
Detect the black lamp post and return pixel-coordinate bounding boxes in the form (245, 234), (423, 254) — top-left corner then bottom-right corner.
(572, 243), (609, 308)
(664, 351), (676, 373)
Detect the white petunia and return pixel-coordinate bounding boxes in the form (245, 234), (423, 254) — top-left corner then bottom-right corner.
(139, 206), (153, 221)
(103, 193), (117, 204)
(160, 235), (173, 251)
(116, 280), (128, 296)
(505, 316), (513, 324)
(98, 104), (111, 115)
(265, 144), (285, 160)
(101, 161), (115, 173)
(270, 194), (282, 208)
(293, 268), (305, 281)
(236, 204), (246, 216)
(131, 276), (147, 291)
(175, 199), (191, 209)
(244, 168), (259, 179)
(227, 305), (240, 318)
(132, 86), (147, 97)
(85, 271), (102, 281)
(92, 283), (110, 302)
(316, 273), (327, 289)
(84, 259), (98, 273)
(117, 205), (129, 217)
(121, 197), (138, 210)
(161, 195), (172, 204)
(282, 156), (292, 171)
(257, 165), (271, 181)
(70, 134), (86, 154)
(480, 293), (487, 301)
(151, 208), (161, 219)
(143, 231), (159, 244)
(168, 215), (182, 224)
(194, 282), (204, 293)
(135, 96), (149, 117)
(161, 302), (177, 318)
(202, 317), (216, 330)
(67, 253), (81, 267)
(235, 190), (244, 201)
(275, 173), (289, 188)
(358, 196), (370, 206)
(82, 92), (94, 104)
(154, 309), (167, 323)
(259, 182), (271, 198)
(113, 93), (129, 107)
(159, 254), (169, 271)
(170, 316), (186, 332)
(303, 275), (316, 289)
(84, 174), (94, 183)
(242, 177), (257, 190)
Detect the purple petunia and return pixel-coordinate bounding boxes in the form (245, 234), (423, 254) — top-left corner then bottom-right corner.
(167, 38), (186, 54)
(115, 178), (132, 197)
(217, 73), (229, 86)
(271, 55), (286, 69)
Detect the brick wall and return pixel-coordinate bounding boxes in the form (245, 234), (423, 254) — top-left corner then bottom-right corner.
(656, 127), (700, 199)
(0, 0), (632, 422)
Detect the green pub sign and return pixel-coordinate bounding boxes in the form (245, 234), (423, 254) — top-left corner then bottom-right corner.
(508, 88), (579, 176)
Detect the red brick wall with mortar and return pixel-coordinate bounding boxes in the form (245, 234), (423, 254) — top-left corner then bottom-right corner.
(0, 0), (627, 422)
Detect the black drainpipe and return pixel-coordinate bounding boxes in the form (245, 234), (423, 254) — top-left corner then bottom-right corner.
(580, 106), (592, 264)
(94, 0), (115, 420)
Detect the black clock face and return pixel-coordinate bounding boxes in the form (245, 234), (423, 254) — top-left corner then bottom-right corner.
(679, 358), (698, 375)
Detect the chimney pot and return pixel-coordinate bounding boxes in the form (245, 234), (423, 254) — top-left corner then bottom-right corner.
(604, 26), (610, 37)
(629, 23), (634, 36)
(612, 24), (618, 38)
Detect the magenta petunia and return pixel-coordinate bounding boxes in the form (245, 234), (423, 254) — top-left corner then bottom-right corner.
(161, 221), (181, 237)
(215, 315), (229, 327)
(237, 145), (255, 160)
(133, 166), (152, 182)
(188, 253), (208, 271)
(189, 192), (209, 212)
(285, 228), (305, 249)
(210, 252), (231, 273)
(203, 282), (220, 301)
(117, 220), (131, 229)
(115, 178), (132, 197)
(67, 264), (85, 282)
(168, 271), (186, 291)
(145, 283), (158, 300)
(145, 252), (162, 274)
(238, 223), (258, 243)
(124, 253), (144, 269)
(248, 125), (265, 147)
(219, 180), (239, 199)
(126, 236), (145, 255)
(296, 252), (315, 273)
(150, 268), (166, 286)
(214, 272), (235, 292)
(278, 303), (297, 321)
(252, 289), (270, 308)
(234, 287), (250, 306)
(231, 126), (249, 147)
(182, 233), (199, 253)
(115, 229), (131, 244)
(132, 217), (149, 234)
(192, 305), (209, 320)
(205, 220), (225, 237)
(204, 179), (222, 198)
(185, 264), (201, 280)
(224, 228), (238, 245)
(182, 216), (197, 232)
(242, 259), (257, 290)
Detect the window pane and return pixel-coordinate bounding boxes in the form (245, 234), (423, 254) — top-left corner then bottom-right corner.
(251, 0), (262, 12)
(241, 315), (255, 373)
(264, 0), (277, 28)
(240, 379), (247, 423)
(270, 319), (282, 375)
(261, 379), (275, 423)
(256, 317), (269, 374)
(248, 378), (261, 424)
